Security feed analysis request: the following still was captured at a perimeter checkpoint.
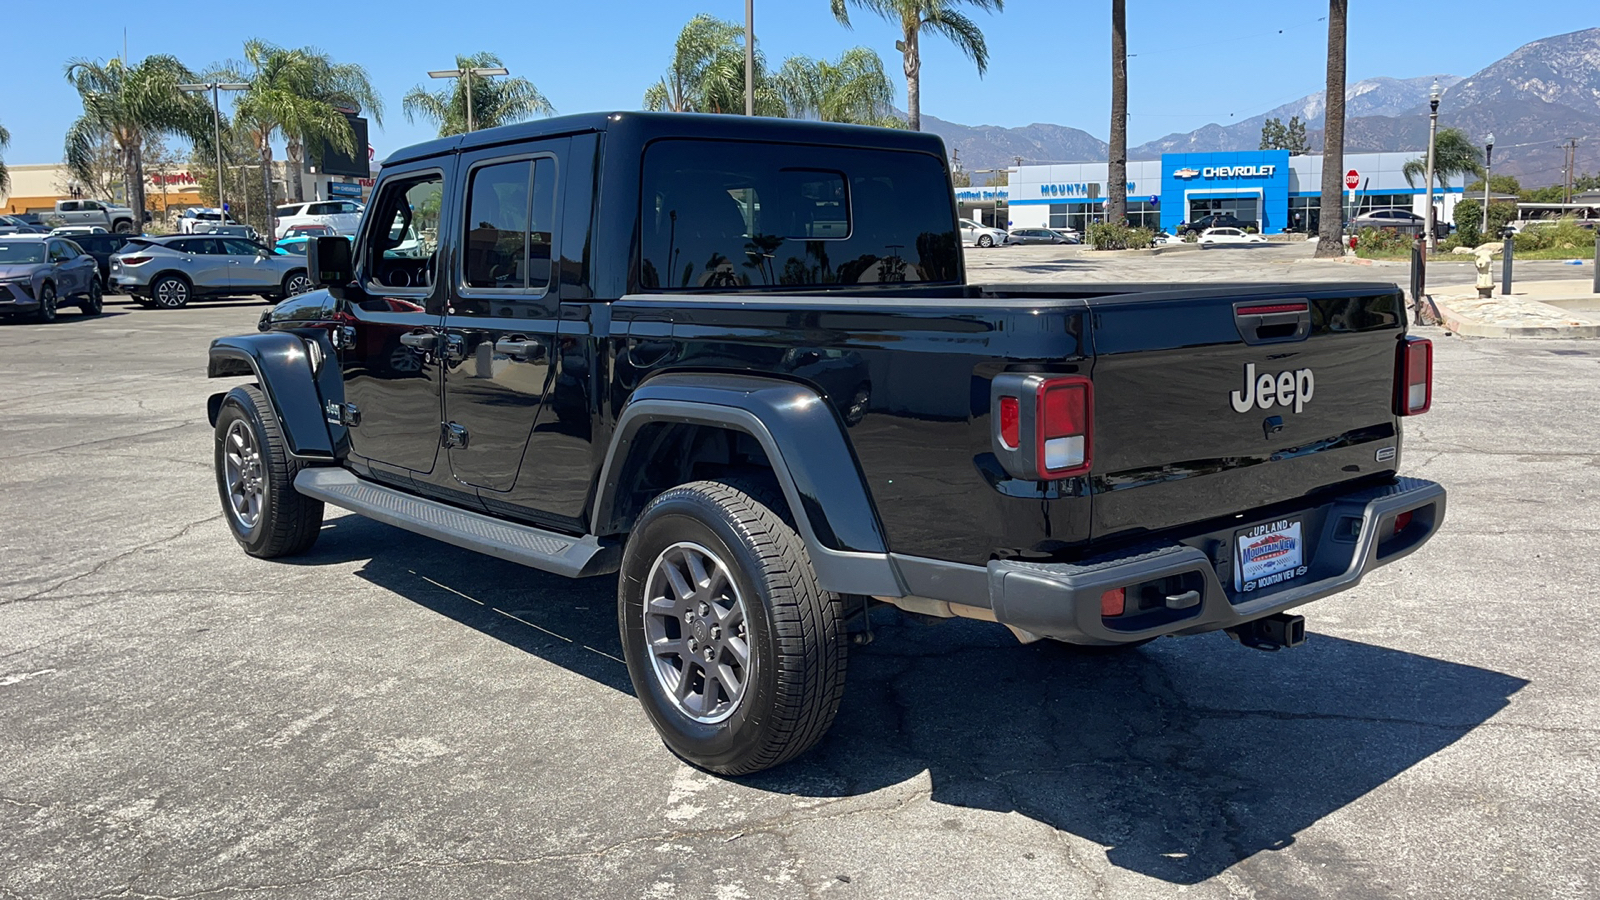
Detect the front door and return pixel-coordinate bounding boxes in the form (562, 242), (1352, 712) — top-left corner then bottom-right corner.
(439, 146), (564, 496)
(169, 237), (233, 291)
(337, 166), (449, 476)
(220, 238), (279, 290)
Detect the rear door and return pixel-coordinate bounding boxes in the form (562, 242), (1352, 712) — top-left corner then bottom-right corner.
(439, 141), (565, 497)
(1086, 286), (1406, 540)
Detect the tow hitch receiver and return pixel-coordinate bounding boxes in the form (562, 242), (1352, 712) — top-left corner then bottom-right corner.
(1227, 613), (1306, 651)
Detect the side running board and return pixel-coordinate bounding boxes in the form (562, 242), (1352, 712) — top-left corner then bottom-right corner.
(293, 468), (619, 578)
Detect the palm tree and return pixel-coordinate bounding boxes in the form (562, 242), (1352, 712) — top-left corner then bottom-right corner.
(230, 41), (384, 214)
(1106, 0), (1127, 224)
(644, 15), (783, 116)
(0, 122), (10, 197)
(403, 52), (553, 137)
(830, 0), (1004, 132)
(1314, 0), (1349, 258)
(776, 47), (902, 126)
(1402, 128), (1484, 189)
(64, 55), (212, 225)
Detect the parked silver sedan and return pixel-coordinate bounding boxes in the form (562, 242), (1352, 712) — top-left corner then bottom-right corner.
(110, 235), (314, 309)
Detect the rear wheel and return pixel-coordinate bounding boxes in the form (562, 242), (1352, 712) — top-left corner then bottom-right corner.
(79, 279), (103, 316)
(33, 283), (57, 323)
(152, 275), (191, 309)
(619, 479), (848, 775)
(213, 385), (324, 558)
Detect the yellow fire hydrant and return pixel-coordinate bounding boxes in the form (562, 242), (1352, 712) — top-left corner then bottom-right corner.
(1475, 247), (1495, 298)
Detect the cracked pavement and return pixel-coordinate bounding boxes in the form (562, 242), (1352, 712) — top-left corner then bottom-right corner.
(2, 262), (1597, 899)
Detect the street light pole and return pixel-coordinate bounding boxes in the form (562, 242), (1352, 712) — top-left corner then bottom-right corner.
(1424, 80), (1441, 252)
(429, 66), (509, 133)
(1482, 133), (1494, 235)
(178, 81), (250, 221)
(745, 0), (755, 116)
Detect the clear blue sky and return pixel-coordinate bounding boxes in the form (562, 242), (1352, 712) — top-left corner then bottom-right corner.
(1, 0), (1593, 164)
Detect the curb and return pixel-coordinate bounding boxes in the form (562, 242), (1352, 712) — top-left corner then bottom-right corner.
(1432, 294), (1600, 339)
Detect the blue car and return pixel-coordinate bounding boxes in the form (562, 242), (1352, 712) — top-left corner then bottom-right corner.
(0, 235), (103, 322)
(275, 234), (355, 257)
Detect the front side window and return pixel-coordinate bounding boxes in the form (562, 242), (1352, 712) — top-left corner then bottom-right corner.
(48, 242), (69, 261)
(222, 238), (260, 256)
(367, 173), (443, 290)
(640, 139), (959, 290)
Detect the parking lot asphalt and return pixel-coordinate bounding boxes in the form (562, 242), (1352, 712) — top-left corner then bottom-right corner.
(2, 258), (1597, 899)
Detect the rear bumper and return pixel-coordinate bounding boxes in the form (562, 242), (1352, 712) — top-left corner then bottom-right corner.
(908, 476), (1445, 645)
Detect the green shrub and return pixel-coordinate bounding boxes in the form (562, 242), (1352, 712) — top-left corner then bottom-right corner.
(1514, 219), (1596, 253)
(1086, 222), (1156, 250)
(1354, 227), (1413, 257)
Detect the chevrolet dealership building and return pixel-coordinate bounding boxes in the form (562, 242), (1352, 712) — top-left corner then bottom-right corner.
(957, 150), (1466, 235)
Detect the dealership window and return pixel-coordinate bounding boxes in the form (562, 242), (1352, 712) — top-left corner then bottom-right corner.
(1355, 193), (1414, 215)
(1050, 200), (1159, 232)
(1186, 196), (1261, 228)
(1289, 196), (1319, 233)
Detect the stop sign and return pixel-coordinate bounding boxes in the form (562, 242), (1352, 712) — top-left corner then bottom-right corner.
(1345, 169), (1360, 190)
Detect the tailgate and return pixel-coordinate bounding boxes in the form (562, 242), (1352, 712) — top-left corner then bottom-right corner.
(1088, 284), (1406, 540)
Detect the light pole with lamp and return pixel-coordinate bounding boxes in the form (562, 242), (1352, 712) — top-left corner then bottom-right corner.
(744, 0), (755, 116)
(178, 81), (250, 220)
(1481, 132), (1494, 235)
(428, 66), (509, 133)
(1423, 79), (1441, 252)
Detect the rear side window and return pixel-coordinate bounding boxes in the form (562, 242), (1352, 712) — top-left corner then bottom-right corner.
(276, 205), (303, 218)
(639, 139), (959, 290)
(461, 157), (557, 300)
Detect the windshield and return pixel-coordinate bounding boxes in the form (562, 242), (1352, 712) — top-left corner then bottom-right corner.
(0, 243), (46, 264)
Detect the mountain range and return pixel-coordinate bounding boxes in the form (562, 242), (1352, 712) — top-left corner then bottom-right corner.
(931, 27), (1600, 187)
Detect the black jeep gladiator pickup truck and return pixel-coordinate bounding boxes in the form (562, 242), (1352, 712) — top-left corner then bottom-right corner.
(207, 112), (1444, 775)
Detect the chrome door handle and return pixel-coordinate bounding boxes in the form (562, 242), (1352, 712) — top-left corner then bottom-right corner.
(493, 337), (546, 362)
(398, 331), (437, 350)
(441, 333), (466, 362)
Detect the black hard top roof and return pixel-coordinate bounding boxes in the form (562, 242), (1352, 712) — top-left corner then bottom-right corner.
(382, 111), (948, 166)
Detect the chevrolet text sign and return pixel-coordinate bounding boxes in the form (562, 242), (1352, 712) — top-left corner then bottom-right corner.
(1202, 165), (1276, 179)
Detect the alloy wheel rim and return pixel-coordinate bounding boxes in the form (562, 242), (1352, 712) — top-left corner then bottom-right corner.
(156, 280), (187, 307)
(643, 541), (751, 724)
(287, 274), (311, 295)
(223, 419), (265, 532)
(41, 287), (56, 318)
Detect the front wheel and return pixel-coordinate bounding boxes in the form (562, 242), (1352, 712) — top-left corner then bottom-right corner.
(619, 480), (848, 776)
(33, 283), (58, 323)
(283, 270), (313, 297)
(213, 385), (324, 558)
(977, 234), (994, 248)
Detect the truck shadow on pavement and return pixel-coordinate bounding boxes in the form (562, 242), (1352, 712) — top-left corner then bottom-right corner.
(304, 514), (1527, 885)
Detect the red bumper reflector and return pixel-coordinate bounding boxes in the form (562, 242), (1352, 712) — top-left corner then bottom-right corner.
(1100, 588), (1126, 617)
(1393, 510), (1413, 535)
(999, 396), (1020, 449)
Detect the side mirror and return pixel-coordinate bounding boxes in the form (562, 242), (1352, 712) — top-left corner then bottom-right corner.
(308, 235), (354, 294)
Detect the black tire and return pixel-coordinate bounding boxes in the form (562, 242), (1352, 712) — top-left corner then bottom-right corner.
(79, 278), (103, 316)
(213, 385), (324, 558)
(619, 479), (848, 776)
(33, 283), (58, 323)
(282, 270), (313, 297)
(151, 274), (191, 309)
(977, 234), (994, 248)
(112, 220), (133, 234)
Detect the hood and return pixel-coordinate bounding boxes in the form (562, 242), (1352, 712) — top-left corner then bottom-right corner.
(0, 263), (44, 280)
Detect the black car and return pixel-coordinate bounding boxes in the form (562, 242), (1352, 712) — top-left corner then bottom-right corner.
(1182, 213), (1257, 235)
(0, 214), (49, 235)
(205, 111), (1445, 776)
(65, 232), (137, 290)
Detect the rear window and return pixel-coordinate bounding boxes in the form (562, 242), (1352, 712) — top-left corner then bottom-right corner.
(639, 139), (959, 290)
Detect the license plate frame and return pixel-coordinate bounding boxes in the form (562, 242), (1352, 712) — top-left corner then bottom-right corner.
(1234, 517), (1307, 593)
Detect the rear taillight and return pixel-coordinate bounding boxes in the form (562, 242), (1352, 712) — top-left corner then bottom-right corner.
(990, 374), (1094, 480)
(1395, 336), (1432, 415)
(118, 255), (152, 266)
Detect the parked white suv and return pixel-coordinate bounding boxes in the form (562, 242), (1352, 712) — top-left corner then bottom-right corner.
(959, 217), (1009, 248)
(274, 200), (364, 241)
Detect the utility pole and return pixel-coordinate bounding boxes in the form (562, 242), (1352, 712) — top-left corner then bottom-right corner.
(1423, 80), (1441, 252)
(744, 0), (755, 116)
(1482, 133), (1494, 235)
(1566, 138), (1578, 205)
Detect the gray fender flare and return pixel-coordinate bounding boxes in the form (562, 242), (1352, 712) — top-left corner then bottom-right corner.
(207, 332), (336, 460)
(593, 372), (903, 598)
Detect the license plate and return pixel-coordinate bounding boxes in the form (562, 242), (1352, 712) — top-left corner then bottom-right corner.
(1235, 518), (1306, 592)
